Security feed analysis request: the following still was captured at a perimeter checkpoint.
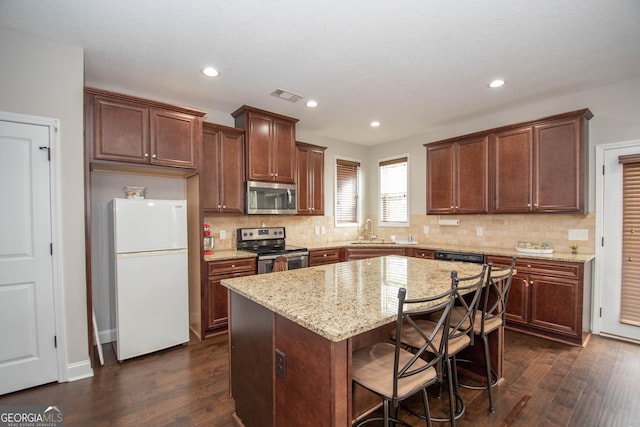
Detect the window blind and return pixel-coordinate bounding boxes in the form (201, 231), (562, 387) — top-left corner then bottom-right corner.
(336, 159), (360, 225)
(620, 159), (640, 326)
(379, 157), (408, 223)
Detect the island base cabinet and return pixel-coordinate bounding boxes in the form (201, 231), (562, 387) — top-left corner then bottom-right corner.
(229, 292), (350, 427)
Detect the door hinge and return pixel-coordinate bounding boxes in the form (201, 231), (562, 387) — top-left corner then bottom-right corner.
(54, 336), (57, 348)
(39, 146), (51, 161)
(50, 243), (53, 255)
(601, 237), (605, 247)
(602, 164), (605, 175)
(599, 307), (602, 318)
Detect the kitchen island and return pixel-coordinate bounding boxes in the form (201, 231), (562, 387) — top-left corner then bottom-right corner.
(221, 255), (491, 427)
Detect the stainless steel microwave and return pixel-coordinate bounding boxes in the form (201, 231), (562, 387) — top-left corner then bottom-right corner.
(246, 181), (297, 215)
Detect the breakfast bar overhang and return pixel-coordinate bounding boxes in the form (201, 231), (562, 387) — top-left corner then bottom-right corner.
(222, 255), (500, 426)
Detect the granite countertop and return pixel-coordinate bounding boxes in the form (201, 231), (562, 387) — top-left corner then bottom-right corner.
(204, 249), (256, 262)
(221, 255), (484, 342)
(298, 240), (595, 264)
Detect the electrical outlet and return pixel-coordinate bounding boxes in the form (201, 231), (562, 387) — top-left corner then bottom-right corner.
(314, 226), (320, 235)
(321, 226), (326, 234)
(568, 229), (589, 241)
(219, 230), (226, 240)
(276, 349), (286, 380)
(423, 226), (429, 234)
(476, 227), (484, 237)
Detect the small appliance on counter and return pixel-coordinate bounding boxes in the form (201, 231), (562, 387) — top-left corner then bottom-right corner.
(203, 223), (214, 255)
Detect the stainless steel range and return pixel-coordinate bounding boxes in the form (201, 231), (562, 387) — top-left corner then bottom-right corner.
(237, 227), (309, 274)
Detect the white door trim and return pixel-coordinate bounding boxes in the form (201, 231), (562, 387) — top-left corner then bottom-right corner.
(0, 110), (68, 382)
(594, 139), (640, 338)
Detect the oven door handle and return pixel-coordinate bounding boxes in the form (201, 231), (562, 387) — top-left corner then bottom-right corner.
(259, 253), (309, 261)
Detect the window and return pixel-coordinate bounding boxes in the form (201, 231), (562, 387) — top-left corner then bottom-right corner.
(335, 158), (360, 226)
(379, 156), (408, 226)
(619, 154), (640, 326)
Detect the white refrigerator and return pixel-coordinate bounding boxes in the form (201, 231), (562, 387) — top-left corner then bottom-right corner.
(110, 198), (189, 361)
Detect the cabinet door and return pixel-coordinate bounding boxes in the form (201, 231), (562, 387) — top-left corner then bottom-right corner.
(272, 118), (296, 183)
(408, 248), (435, 259)
(92, 97), (149, 163)
(457, 136), (489, 213)
(505, 271), (529, 325)
(344, 247), (405, 260)
(246, 113), (273, 181)
(534, 117), (583, 212)
(207, 275), (228, 332)
(201, 128), (222, 211)
(309, 148), (324, 215)
(529, 275), (580, 337)
(426, 143), (455, 214)
(219, 131), (245, 214)
(150, 109), (199, 168)
(296, 146), (311, 214)
(492, 127), (533, 212)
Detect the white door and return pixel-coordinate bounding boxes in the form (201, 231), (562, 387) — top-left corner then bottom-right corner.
(599, 140), (640, 342)
(0, 118), (58, 394)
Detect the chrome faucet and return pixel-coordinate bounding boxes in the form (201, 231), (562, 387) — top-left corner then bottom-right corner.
(364, 218), (377, 242)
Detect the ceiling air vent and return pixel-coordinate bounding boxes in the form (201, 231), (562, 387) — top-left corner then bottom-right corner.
(270, 88), (303, 103)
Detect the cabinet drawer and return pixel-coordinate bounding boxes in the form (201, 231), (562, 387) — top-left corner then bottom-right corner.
(410, 248), (435, 259)
(309, 248), (341, 266)
(207, 257), (256, 276)
(486, 255), (580, 279)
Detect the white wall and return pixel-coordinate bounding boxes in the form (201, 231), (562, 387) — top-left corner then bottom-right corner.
(0, 28), (88, 366)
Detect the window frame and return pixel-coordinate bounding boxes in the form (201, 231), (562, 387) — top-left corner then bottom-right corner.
(378, 154), (410, 227)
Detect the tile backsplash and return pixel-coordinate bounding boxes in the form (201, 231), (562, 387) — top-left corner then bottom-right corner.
(203, 212), (595, 255)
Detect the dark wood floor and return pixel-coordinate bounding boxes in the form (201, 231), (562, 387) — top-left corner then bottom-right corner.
(1, 330), (638, 426)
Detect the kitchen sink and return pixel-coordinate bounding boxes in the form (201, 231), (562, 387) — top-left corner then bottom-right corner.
(350, 240), (388, 244)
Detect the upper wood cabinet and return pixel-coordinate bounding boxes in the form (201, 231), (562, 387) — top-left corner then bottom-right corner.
(85, 88), (205, 170)
(232, 105), (298, 184)
(201, 122), (245, 214)
(426, 135), (489, 214)
(426, 109), (592, 214)
(493, 113), (591, 213)
(296, 142), (326, 215)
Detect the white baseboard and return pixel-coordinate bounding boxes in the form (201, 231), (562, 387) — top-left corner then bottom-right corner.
(99, 328), (116, 343)
(66, 360), (93, 382)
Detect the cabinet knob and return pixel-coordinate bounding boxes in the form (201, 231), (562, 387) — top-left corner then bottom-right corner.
(455, 205), (459, 209)
(534, 202), (538, 208)
(527, 203), (531, 208)
(450, 206), (454, 209)
(144, 153), (149, 158)
(527, 264), (532, 268)
(152, 154), (157, 159)
(323, 254), (327, 257)
(217, 205), (221, 209)
(530, 280), (534, 285)
(231, 264), (235, 268)
(222, 205), (226, 209)
(629, 257), (633, 262)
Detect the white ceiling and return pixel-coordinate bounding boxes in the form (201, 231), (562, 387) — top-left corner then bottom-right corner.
(2, 1), (640, 145)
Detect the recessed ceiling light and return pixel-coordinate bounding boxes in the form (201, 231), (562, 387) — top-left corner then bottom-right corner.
(202, 67), (220, 77)
(489, 79), (506, 88)
(306, 100), (318, 108)
(370, 121), (381, 127)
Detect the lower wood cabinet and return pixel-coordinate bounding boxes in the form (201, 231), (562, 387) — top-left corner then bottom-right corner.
(309, 248), (342, 266)
(204, 257), (256, 337)
(344, 247), (405, 261)
(406, 248), (435, 259)
(486, 255), (591, 346)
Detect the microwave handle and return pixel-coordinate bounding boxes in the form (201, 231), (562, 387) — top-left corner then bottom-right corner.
(287, 189), (292, 206)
